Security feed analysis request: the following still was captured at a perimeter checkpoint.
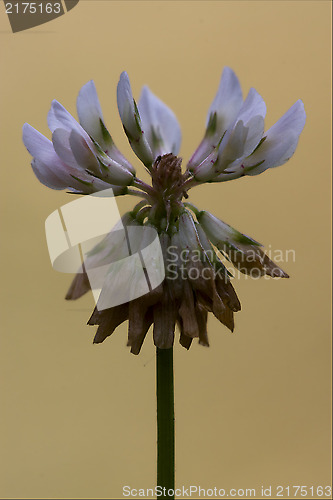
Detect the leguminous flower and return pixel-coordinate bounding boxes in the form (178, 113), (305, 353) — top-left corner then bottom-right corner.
(23, 68), (305, 354)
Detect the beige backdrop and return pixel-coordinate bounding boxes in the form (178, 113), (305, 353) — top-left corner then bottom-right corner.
(0, 1), (331, 499)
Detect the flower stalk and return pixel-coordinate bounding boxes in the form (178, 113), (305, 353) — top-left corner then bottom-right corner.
(156, 347), (175, 500)
(23, 67), (306, 498)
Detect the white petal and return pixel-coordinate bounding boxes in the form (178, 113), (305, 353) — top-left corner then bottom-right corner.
(268, 99), (305, 137)
(206, 66), (243, 132)
(244, 100), (306, 175)
(76, 80), (105, 145)
(188, 67), (243, 170)
(188, 149), (219, 182)
(116, 71), (137, 137)
(23, 124), (78, 182)
(194, 120), (248, 181)
(223, 120), (248, 161)
(203, 114), (264, 179)
(68, 129), (100, 172)
(30, 158), (69, 189)
(23, 123), (54, 161)
(209, 89), (266, 176)
(23, 124), (123, 193)
(242, 114), (265, 156)
(47, 100), (82, 134)
(23, 123), (72, 189)
(77, 80), (135, 174)
(235, 87), (266, 125)
(116, 72), (153, 168)
(138, 86), (181, 156)
(52, 128), (79, 168)
(218, 87), (266, 153)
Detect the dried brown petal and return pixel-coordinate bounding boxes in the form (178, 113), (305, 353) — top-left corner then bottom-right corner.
(87, 306), (103, 326)
(90, 303), (129, 344)
(258, 250), (289, 278)
(179, 281), (199, 338)
(177, 316), (193, 350)
(195, 304), (209, 347)
(196, 291), (213, 312)
(186, 259), (226, 322)
(126, 289), (162, 348)
(228, 247), (289, 278)
(129, 308), (154, 355)
(215, 276), (241, 312)
(219, 305), (234, 333)
(195, 290), (234, 333)
(186, 257), (214, 295)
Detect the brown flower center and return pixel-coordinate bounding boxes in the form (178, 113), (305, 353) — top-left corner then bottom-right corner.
(149, 153), (188, 230)
(151, 153), (184, 192)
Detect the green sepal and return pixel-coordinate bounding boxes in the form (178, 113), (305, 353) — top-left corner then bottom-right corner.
(133, 99), (142, 131)
(183, 202), (202, 218)
(245, 159), (265, 173)
(96, 157), (111, 172)
(232, 231), (262, 246)
(70, 174), (93, 187)
(99, 118), (114, 146)
(205, 112), (217, 137)
(248, 136), (266, 156)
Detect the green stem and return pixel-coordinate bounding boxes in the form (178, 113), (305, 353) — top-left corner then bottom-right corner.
(156, 347), (175, 499)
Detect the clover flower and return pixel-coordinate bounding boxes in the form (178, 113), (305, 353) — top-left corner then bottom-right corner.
(23, 68), (305, 355)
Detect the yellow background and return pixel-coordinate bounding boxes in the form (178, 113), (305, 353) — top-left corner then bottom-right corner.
(0, 1), (331, 498)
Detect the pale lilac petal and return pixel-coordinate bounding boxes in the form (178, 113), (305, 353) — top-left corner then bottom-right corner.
(222, 114), (265, 164)
(47, 100), (82, 134)
(31, 158), (69, 189)
(117, 72), (153, 168)
(68, 129), (101, 172)
(187, 149), (219, 182)
(23, 123), (55, 161)
(193, 120), (247, 182)
(210, 100), (306, 181)
(52, 128), (79, 168)
(218, 88), (266, 157)
(244, 100), (306, 175)
(206, 67), (243, 131)
(23, 124), (131, 194)
(235, 87), (266, 124)
(103, 145), (135, 175)
(218, 87), (265, 148)
(48, 100), (103, 172)
(76, 80), (105, 145)
(77, 80), (136, 173)
(194, 114), (265, 181)
(70, 129), (134, 186)
(138, 86), (181, 157)
(23, 123), (74, 189)
(242, 115), (265, 156)
(194, 89), (266, 180)
(116, 72), (137, 138)
(187, 67), (243, 170)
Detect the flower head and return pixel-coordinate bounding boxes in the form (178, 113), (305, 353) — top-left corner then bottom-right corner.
(23, 68), (305, 354)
